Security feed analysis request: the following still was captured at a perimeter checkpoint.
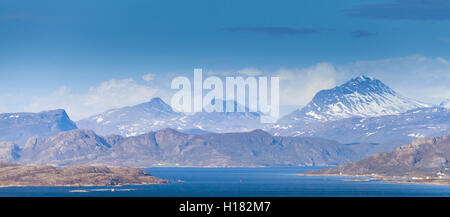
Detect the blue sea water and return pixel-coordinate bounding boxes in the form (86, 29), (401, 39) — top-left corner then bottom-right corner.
(1, 167), (450, 197)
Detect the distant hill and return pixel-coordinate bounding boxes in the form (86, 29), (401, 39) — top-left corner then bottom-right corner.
(11, 128), (358, 167)
(0, 109), (78, 146)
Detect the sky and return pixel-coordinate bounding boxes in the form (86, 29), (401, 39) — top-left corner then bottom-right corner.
(1, 0), (450, 120)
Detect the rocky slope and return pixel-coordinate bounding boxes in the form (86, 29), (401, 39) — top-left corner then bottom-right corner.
(0, 109), (78, 146)
(19, 129), (112, 166)
(0, 162), (167, 187)
(304, 133), (450, 185)
(10, 128), (358, 167)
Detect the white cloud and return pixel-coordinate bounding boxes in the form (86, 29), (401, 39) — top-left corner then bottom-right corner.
(142, 73), (156, 82)
(28, 78), (157, 120)
(275, 63), (338, 107)
(238, 68), (262, 76)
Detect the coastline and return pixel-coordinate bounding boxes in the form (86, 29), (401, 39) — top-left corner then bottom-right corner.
(0, 182), (168, 188)
(299, 173), (450, 187)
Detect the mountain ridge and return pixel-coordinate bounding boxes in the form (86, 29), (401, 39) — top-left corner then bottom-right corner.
(5, 128), (359, 167)
(77, 97), (264, 137)
(0, 109), (78, 146)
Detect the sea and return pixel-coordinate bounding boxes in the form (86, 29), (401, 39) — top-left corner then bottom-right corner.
(1, 167), (450, 197)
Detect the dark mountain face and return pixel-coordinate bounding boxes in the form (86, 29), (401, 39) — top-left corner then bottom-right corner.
(307, 132), (450, 179)
(0, 109), (78, 146)
(11, 128), (358, 167)
(278, 76), (429, 124)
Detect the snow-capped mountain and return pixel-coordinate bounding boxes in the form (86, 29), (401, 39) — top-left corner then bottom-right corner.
(77, 97), (184, 136)
(278, 76), (430, 124)
(77, 97), (265, 137)
(182, 99), (263, 133)
(440, 99), (450, 109)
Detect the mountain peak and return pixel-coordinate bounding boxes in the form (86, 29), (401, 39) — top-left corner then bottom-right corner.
(146, 97), (170, 107)
(335, 75), (395, 96)
(279, 76), (429, 124)
(149, 97), (164, 104)
(355, 75), (374, 82)
(348, 75), (379, 87)
(130, 97), (174, 113)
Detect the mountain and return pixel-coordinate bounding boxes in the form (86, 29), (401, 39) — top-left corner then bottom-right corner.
(77, 97), (183, 137)
(272, 106), (450, 157)
(77, 97), (265, 137)
(182, 99), (263, 133)
(279, 76), (430, 124)
(95, 128), (357, 167)
(19, 129), (112, 166)
(440, 99), (450, 109)
(0, 109), (78, 146)
(304, 133), (450, 185)
(13, 128), (358, 167)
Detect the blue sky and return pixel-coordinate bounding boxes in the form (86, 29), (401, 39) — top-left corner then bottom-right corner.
(1, 0), (450, 120)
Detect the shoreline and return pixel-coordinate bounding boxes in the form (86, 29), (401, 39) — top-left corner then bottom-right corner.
(298, 173), (450, 187)
(0, 182), (168, 188)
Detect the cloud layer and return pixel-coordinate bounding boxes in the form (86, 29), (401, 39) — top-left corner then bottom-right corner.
(142, 73), (156, 82)
(275, 63), (339, 106)
(28, 79), (158, 120)
(351, 30), (376, 38)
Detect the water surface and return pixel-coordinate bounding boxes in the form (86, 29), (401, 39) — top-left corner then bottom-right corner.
(1, 167), (449, 197)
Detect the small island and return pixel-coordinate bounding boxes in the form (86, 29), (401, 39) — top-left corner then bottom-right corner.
(0, 162), (168, 187)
